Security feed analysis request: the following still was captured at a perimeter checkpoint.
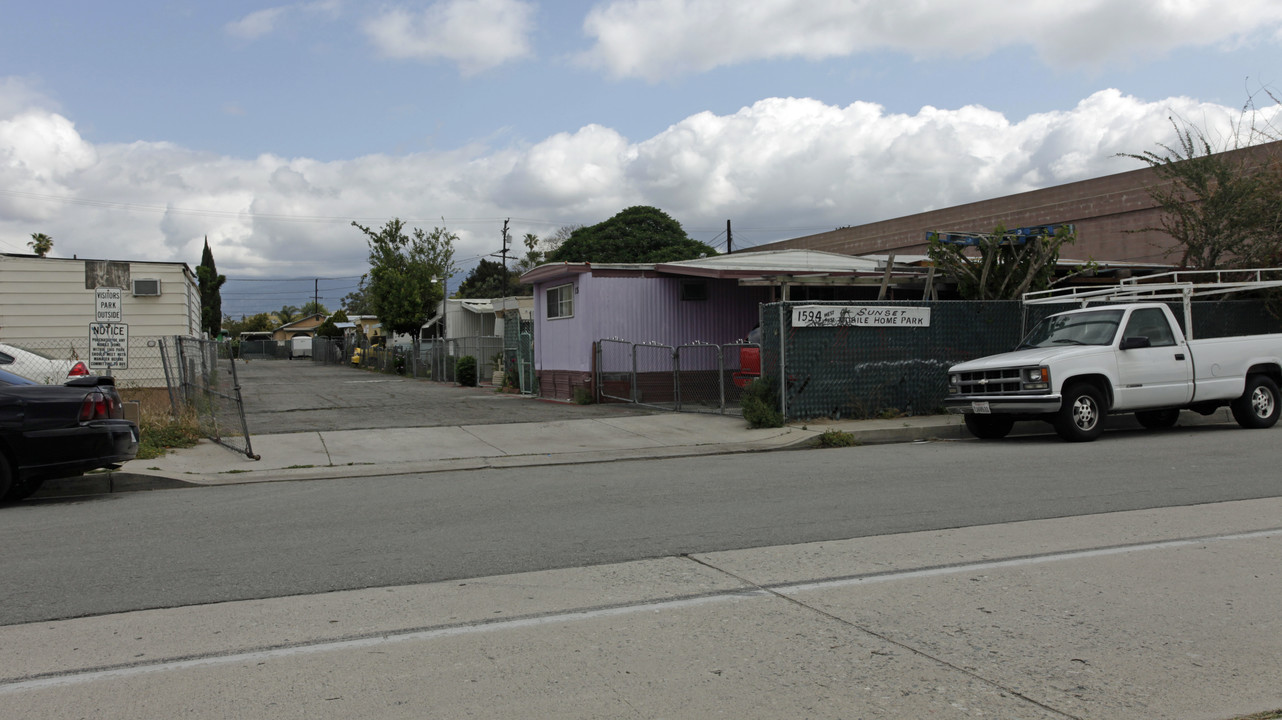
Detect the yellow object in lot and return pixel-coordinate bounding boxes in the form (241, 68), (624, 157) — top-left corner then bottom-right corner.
(350, 347), (363, 366)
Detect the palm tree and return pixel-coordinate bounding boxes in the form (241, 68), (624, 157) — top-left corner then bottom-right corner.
(275, 305), (302, 325)
(28, 233), (53, 257)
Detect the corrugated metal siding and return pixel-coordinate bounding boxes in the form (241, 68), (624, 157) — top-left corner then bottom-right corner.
(533, 273), (770, 374)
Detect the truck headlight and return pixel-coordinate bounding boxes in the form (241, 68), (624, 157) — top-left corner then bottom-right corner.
(1022, 366), (1049, 390)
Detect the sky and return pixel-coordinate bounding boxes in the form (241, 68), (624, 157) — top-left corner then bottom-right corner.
(2, 0), (1281, 318)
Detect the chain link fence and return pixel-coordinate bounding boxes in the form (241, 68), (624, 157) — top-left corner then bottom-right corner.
(0, 335), (170, 389)
(159, 337), (257, 459)
(311, 333), (513, 387)
(757, 299), (1282, 421)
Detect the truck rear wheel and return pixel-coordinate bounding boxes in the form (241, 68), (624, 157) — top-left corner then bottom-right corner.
(1231, 375), (1280, 429)
(1054, 383), (1105, 442)
(964, 414), (1015, 439)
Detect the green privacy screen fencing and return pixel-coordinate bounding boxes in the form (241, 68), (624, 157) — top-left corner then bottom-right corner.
(758, 300), (1282, 421)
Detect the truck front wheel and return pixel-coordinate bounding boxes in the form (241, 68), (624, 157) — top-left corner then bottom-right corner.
(1231, 375), (1280, 429)
(964, 414), (1015, 439)
(1054, 383), (1105, 442)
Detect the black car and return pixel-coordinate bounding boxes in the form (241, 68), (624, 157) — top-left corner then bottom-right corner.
(0, 368), (139, 501)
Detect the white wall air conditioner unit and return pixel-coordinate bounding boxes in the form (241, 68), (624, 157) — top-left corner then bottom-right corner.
(132, 278), (162, 296)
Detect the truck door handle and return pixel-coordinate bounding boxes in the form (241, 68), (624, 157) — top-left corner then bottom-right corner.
(1175, 354), (1185, 360)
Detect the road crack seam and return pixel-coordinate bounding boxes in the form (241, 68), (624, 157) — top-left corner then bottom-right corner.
(683, 553), (1084, 719)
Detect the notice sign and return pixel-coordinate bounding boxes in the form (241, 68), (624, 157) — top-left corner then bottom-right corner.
(89, 322), (129, 369)
(95, 287), (123, 323)
(792, 305), (932, 328)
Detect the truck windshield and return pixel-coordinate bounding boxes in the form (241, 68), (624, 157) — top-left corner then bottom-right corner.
(1018, 309), (1124, 348)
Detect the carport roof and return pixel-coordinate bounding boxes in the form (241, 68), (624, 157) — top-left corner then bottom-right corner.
(519, 249), (903, 285)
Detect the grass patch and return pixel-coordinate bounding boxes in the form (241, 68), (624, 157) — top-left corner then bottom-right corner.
(816, 429), (858, 448)
(136, 405), (202, 460)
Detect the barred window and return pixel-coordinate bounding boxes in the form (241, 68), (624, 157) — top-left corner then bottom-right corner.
(547, 283), (574, 319)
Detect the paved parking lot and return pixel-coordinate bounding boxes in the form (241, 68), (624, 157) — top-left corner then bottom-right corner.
(232, 358), (656, 434)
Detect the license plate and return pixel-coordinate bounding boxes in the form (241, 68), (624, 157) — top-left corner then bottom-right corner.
(971, 401), (991, 414)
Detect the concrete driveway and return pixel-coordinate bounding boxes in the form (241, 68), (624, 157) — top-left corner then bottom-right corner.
(231, 358), (657, 434)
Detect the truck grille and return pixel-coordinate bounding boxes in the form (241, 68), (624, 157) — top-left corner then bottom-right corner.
(955, 368), (1024, 395)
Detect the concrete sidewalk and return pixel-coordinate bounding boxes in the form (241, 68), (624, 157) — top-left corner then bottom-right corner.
(42, 406), (1241, 496)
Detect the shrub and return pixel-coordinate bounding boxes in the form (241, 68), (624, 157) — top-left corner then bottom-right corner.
(816, 429), (857, 448)
(457, 355), (478, 387)
(742, 378), (783, 428)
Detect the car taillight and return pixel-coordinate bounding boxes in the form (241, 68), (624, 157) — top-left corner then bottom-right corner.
(68, 361), (89, 377)
(79, 391), (110, 422)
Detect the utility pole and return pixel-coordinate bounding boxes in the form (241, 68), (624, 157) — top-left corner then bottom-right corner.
(500, 219), (511, 295)
(726, 219), (733, 254)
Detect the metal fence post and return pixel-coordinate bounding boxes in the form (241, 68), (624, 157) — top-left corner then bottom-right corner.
(779, 303), (788, 421)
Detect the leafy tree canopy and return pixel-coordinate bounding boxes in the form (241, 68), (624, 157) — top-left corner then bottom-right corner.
(457, 258), (519, 299)
(545, 206), (716, 264)
(1119, 111), (1282, 269)
(927, 225), (1078, 300)
(301, 300), (329, 317)
(353, 218), (456, 338)
(341, 275), (374, 315)
(314, 309), (349, 338)
(224, 313), (274, 335)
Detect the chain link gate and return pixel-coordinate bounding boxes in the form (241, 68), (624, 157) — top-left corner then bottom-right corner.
(675, 342), (722, 413)
(159, 337), (258, 459)
(596, 339), (759, 415)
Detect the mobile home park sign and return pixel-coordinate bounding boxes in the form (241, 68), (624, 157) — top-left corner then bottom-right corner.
(792, 305), (931, 328)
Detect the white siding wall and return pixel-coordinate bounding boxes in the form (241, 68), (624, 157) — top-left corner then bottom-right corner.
(0, 255), (200, 387)
(0, 255), (198, 341)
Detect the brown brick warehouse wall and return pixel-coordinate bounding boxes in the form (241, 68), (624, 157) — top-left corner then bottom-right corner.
(750, 141), (1282, 266)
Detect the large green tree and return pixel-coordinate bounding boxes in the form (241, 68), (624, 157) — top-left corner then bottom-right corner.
(545, 206), (716, 264)
(352, 218), (456, 337)
(196, 237), (226, 337)
(927, 225), (1077, 300)
(341, 275), (374, 315)
(1120, 117), (1282, 269)
(456, 258), (518, 299)
(314, 309), (349, 339)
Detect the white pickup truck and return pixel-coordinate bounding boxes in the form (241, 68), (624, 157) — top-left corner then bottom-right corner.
(945, 302), (1282, 441)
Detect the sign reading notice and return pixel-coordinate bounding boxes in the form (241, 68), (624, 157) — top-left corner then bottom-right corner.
(792, 305), (932, 328)
(95, 287), (123, 323)
(89, 322), (129, 369)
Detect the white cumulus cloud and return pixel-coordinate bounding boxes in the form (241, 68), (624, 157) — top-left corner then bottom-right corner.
(1, 77), (1276, 280)
(363, 0), (536, 74)
(580, 0), (1282, 80)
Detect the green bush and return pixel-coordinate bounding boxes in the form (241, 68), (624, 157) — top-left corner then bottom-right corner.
(742, 378), (784, 428)
(816, 429), (857, 448)
(457, 355), (478, 387)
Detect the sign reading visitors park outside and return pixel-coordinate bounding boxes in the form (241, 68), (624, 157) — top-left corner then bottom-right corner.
(791, 305), (932, 328)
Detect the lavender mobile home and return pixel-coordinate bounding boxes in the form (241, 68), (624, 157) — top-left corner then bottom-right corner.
(519, 250), (898, 401)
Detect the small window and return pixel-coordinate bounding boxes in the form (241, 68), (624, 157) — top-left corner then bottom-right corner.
(547, 283), (574, 319)
(680, 279), (708, 302)
(1123, 308), (1176, 347)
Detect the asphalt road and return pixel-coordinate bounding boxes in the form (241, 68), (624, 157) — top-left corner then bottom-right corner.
(233, 359), (656, 434)
(2, 423), (1279, 626)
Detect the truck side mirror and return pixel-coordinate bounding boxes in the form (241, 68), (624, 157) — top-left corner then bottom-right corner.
(1120, 336), (1151, 350)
